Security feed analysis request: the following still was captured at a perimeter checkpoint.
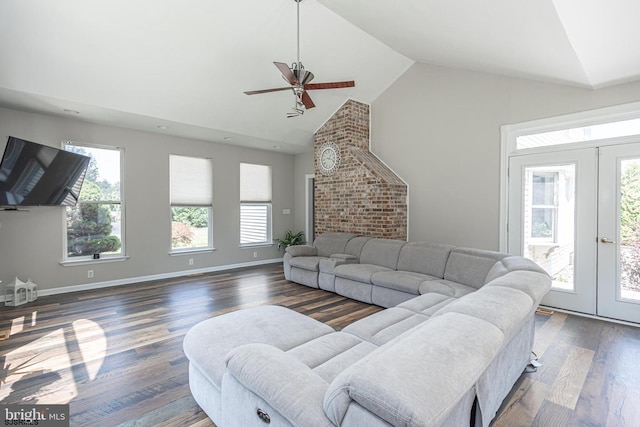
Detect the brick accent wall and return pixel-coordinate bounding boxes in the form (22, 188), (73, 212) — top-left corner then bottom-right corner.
(314, 99), (407, 239)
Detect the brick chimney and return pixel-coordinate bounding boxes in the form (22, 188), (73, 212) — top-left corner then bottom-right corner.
(314, 99), (407, 240)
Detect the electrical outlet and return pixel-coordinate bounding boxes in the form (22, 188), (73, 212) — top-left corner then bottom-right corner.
(87, 270), (94, 278)
(253, 251), (258, 258)
(189, 258), (194, 266)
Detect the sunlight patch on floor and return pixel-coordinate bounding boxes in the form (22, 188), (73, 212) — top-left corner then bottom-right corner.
(1, 319), (107, 403)
(72, 319), (107, 381)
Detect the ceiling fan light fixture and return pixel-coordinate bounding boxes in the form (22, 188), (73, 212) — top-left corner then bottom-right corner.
(300, 70), (314, 85)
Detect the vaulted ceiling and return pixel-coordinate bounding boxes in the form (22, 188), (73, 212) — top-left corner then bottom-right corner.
(0, 0), (638, 153)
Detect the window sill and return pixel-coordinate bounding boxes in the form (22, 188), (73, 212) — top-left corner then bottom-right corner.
(240, 243), (274, 249)
(169, 248), (216, 256)
(60, 255), (130, 266)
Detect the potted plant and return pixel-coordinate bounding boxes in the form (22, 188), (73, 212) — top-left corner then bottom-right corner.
(275, 230), (305, 250)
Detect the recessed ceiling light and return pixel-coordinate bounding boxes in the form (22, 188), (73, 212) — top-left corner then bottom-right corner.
(157, 125), (169, 130)
(223, 136), (233, 141)
(273, 145), (281, 149)
(63, 109), (80, 114)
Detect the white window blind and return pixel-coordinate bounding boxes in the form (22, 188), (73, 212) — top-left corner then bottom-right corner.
(240, 163), (271, 245)
(240, 163), (271, 202)
(170, 155), (213, 206)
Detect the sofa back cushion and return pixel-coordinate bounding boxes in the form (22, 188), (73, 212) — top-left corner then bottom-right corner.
(324, 312), (504, 427)
(313, 232), (358, 257)
(396, 242), (453, 278)
(344, 236), (371, 258)
(359, 239), (406, 270)
(443, 248), (508, 289)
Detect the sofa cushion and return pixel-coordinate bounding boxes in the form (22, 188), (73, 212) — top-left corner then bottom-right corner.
(334, 263), (392, 283)
(484, 270), (552, 305)
(344, 236), (372, 258)
(396, 242), (454, 277)
(183, 305), (333, 387)
(314, 232), (358, 257)
(443, 248), (508, 289)
(371, 270), (439, 294)
(434, 286), (534, 342)
(396, 292), (456, 315)
(289, 255), (326, 272)
(418, 279), (477, 298)
(484, 256), (548, 283)
(359, 238), (406, 270)
(324, 312), (505, 427)
(343, 307), (430, 346)
(287, 332), (378, 383)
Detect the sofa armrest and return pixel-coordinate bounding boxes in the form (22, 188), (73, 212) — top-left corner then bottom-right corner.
(285, 245), (318, 257)
(225, 343), (333, 426)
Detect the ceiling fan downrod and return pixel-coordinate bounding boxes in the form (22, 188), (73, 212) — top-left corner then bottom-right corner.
(296, 0), (302, 68)
(291, 0), (312, 87)
(288, 0), (307, 117)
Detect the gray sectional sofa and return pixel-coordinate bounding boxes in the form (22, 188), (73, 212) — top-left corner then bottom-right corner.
(184, 232), (551, 426)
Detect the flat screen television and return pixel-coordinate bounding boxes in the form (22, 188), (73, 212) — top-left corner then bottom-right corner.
(0, 136), (91, 207)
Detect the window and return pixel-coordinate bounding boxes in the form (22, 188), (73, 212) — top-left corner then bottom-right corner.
(240, 163), (272, 245)
(64, 142), (124, 260)
(170, 155), (213, 251)
(516, 117), (640, 150)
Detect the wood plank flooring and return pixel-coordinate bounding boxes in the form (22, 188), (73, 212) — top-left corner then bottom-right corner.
(1, 263), (639, 426)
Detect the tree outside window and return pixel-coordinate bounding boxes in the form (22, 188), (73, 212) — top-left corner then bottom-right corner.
(65, 143), (123, 259)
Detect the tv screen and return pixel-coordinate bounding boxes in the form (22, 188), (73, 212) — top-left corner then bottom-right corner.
(0, 136), (90, 207)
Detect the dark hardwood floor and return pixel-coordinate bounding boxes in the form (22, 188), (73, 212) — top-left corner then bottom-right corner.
(1, 264), (639, 426)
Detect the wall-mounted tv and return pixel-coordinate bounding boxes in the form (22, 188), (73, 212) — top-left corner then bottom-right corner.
(0, 136), (91, 207)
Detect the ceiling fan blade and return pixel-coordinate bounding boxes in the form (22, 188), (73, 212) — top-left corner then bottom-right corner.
(244, 87), (291, 95)
(304, 81), (355, 90)
(301, 91), (315, 109)
(274, 61), (298, 85)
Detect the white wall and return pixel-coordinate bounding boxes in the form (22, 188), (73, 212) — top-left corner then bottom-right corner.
(0, 108), (295, 293)
(370, 63), (640, 250)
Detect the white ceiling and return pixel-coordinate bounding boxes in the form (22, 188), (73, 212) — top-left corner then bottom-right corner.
(0, 0), (638, 154)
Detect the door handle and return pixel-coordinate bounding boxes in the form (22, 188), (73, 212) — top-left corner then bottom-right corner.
(600, 237), (616, 244)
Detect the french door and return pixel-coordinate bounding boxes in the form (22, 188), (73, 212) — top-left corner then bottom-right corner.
(508, 142), (640, 324)
(597, 144), (640, 323)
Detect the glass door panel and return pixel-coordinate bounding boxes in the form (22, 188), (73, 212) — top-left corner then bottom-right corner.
(619, 158), (640, 302)
(522, 165), (575, 291)
(598, 143), (640, 323)
(508, 149), (597, 314)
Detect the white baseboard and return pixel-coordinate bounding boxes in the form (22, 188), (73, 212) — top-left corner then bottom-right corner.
(1, 258), (282, 302)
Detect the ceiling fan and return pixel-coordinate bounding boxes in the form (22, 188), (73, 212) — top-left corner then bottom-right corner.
(244, 0), (355, 118)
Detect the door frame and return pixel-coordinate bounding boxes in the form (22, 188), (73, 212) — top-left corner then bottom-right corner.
(305, 173), (314, 244)
(500, 102), (640, 323)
